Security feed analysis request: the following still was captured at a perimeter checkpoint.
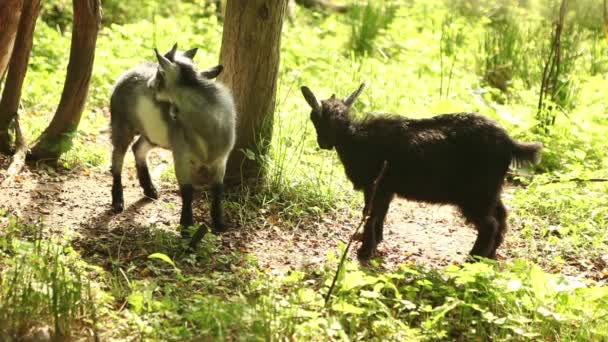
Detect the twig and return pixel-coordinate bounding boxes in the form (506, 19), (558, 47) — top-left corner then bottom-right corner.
(324, 160), (388, 307)
(543, 177), (608, 185)
(1, 114), (28, 186)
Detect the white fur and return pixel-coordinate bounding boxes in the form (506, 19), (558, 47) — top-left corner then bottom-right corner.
(135, 97), (171, 148)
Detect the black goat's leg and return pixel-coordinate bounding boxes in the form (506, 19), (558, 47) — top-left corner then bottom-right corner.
(111, 137), (131, 213)
(469, 216), (499, 259)
(353, 187), (373, 242)
(488, 199), (508, 259)
(358, 192), (392, 261)
(461, 203), (499, 260)
(372, 193), (394, 243)
(358, 216), (377, 261)
(132, 136), (159, 199)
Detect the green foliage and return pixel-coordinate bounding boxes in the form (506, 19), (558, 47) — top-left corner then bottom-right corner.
(4, 0), (608, 339)
(0, 218), (98, 340)
(347, 1), (398, 57)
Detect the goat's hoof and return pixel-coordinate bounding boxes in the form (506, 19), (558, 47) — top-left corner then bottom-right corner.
(144, 188), (159, 200)
(357, 246), (374, 261)
(112, 202), (124, 213)
(180, 227), (192, 239)
(212, 223), (227, 234)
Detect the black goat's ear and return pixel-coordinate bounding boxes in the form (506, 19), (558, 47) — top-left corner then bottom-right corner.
(301, 86), (321, 113)
(182, 47), (198, 60)
(164, 43), (178, 61)
(200, 65), (223, 79)
(344, 83), (365, 107)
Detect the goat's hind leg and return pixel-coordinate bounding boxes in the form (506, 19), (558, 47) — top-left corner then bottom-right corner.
(110, 126), (134, 213)
(132, 136), (159, 199)
(488, 199), (508, 259)
(462, 203), (499, 260)
(208, 160), (227, 234)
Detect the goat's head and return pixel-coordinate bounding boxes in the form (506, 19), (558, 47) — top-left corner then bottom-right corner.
(300, 83), (365, 150)
(149, 43), (224, 101)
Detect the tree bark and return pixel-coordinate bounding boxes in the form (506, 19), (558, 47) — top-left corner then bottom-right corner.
(0, 0), (23, 82)
(29, 0), (101, 162)
(0, 0), (40, 154)
(218, 0), (288, 184)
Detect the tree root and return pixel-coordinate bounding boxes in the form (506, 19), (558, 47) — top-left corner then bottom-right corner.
(1, 115), (28, 186)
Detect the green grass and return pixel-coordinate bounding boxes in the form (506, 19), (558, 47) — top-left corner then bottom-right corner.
(1, 0), (608, 339)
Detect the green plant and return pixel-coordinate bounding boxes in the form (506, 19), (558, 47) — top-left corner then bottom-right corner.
(0, 221), (98, 340)
(347, 0), (398, 57)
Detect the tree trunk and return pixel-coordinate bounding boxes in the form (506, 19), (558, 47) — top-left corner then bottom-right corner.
(29, 0), (101, 162)
(218, 0), (288, 184)
(0, 0), (23, 82)
(0, 0), (40, 154)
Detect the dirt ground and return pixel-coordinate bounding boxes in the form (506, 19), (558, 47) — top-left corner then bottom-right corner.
(0, 153), (486, 273)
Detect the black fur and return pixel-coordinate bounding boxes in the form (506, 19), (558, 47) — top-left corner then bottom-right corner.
(179, 184), (194, 237)
(111, 174), (124, 213)
(301, 85), (542, 261)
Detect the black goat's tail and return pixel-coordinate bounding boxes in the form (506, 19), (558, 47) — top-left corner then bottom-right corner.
(511, 141), (543, 169)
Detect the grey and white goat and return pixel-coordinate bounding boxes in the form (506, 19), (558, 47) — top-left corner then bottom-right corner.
(110, 44), (235, 243)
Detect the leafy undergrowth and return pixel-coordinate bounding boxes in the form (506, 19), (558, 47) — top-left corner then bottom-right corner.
(2, 0), (608, 340)
(1, 215), (607, 341)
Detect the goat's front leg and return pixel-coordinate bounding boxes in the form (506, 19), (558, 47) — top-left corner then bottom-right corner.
(358, 191), (393, 261)
(172, 144), (199, 238)
(372, 192), (394, 244)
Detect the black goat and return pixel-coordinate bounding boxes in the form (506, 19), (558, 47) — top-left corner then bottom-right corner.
(301, 83), (542, 261)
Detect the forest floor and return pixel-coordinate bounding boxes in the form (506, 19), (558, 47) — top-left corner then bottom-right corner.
(0, 152), (495, 273)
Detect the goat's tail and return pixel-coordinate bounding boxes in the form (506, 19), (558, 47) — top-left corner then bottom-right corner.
(511, 141), (543, 169)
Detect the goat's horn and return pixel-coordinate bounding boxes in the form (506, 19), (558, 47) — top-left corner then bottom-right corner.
(301, 86), (321, 112)
(155, 48), (172, 69)
(165, 43), (178, 61)
(344, 83), (365, 107)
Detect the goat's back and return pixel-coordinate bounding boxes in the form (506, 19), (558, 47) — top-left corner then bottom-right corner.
(110, 62), (172, 148)
(170, 82), (237, 164)
(338, 112), (518, 203)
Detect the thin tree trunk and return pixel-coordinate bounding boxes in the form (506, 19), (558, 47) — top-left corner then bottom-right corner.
(218, 0), (288, 184)
(604, 0), (608, 40)
(0, 0), (40, 154)
(0, 0), (23, 82)
(29, 0), (101, 162)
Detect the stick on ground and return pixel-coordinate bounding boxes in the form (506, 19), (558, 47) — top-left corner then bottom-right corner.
(324, 160), (388, 307)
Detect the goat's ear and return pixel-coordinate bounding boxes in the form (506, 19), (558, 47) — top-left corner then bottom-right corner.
(155, 48), (173, 70)
(200, 65), (223, 79)
(301, 86), (321, 113)
(182, 48), (198, 60)
(163, 43), (178, 61)
(344, 83), (365, 107)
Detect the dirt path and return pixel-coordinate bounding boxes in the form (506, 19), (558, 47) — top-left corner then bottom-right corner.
(0, 155), (479, 272)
